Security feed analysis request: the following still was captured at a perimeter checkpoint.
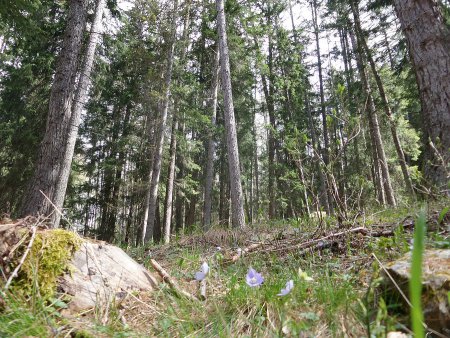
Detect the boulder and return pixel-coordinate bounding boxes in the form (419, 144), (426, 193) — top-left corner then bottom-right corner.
(59, 240), (158, 311)
(383, 249), (450, 335)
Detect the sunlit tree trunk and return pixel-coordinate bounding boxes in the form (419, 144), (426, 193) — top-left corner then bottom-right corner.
(216, 0), (246, 229)
(142, 0), (178, 243)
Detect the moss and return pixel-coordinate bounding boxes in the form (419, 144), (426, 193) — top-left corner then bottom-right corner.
(14, 229), (81, 299)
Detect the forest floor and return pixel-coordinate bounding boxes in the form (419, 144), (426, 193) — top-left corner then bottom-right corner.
(1, 199), (449, 337)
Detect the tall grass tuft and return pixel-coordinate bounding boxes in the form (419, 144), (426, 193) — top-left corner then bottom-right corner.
(410, 210), (425, 337)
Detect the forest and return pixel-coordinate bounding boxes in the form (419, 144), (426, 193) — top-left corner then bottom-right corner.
(0, 0), (449, 337)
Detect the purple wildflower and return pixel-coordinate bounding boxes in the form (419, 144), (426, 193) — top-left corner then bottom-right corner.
(194, 262), (209, 281)
(277, 280), (294, 296)
(246, 267), (264, 287)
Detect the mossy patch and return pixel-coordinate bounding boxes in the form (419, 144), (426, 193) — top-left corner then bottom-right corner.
(13, 229), (82, 299)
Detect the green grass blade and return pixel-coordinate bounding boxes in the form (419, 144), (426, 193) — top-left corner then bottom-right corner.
(410, 210), (426, 337)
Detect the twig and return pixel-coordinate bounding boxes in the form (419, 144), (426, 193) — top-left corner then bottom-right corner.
(4, 226), (37, 290)
(199, 279), (207, 300)
(149, 259), (199, 302)
(230, 242), (263, 262)
(7, 229), (32, 259)
(39, 190), (74, 229)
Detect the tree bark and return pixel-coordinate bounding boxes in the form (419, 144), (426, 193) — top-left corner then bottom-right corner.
(311, 0), (333, 215)
(163, 0), (191, 243)
(203, 49), (220, 230)
(20, 0), (88, 222)
(349, 24), (397, 206)
(216, 0), (246, 229)
(350, 0), (416, 200)
(163, 116), (178, 243)
(393, 0), (450, 188)
(142, 0), (178, 243)
(54, 0), (106, 228)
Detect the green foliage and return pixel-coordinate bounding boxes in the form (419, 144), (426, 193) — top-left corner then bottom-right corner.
(0, 292), (54, 337)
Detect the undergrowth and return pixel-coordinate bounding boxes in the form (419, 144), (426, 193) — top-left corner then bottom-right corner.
(0, 199), (448, 337)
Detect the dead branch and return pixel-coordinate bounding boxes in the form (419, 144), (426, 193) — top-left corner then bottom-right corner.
(230, 242), (263, 262)
(149, 259), (199, 302)
(269, 227), (369, 254)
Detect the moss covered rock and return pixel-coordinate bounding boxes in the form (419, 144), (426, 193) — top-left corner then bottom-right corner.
(2, 221), (157, 314)
(17, 229), (81, 298)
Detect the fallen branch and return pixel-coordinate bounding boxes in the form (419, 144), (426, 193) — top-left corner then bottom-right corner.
(269, 227), (368, 254)
(4, 225), (37, 290)
(230, 242), (263, 262)
(149, 259), (199, 302)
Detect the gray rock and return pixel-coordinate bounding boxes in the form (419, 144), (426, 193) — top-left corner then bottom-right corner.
(383, 249), (450, 335)
(59, 240), (158, 311)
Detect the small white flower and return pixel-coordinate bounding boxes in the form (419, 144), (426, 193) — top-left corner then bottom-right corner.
(194, 262), (209, 281)
(277, 280), (294, 296)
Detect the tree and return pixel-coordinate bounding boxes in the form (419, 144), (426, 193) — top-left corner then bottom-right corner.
(142, 0), (178, 243)
(203, 48), (220, 230)
(393, 0), (450, 188)
(20, 0), (88, 223)
(349, 22), (397, 206)
(163, 0), (192, 243)
(216, 0), (246, 229)
(350, 0), (415, 200)
(55, 0), (106, 228)
(311, 0), (333, 214)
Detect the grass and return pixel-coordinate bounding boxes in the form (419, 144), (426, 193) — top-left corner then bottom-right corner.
(1, 199), (448, 337)
(409, 209), (426, 337)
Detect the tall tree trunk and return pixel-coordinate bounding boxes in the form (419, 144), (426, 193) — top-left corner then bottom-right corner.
(102, 105), (132, 242)
(54, 0), (106, 228)
(174, 120), (185, 232)
(203, 49), (220, 230)
(216, 0), (246, 229)
(305, 92), (329, 212)
(20, 0), (88, 222)
(349, 25), (397, 206)
(252, 106), (260, 221)
(142, 0), (178, 243)
(311, 0), (333, 215)
(163, 1), (191, 243)
(264, 21), (277, 219)
(351, 0), (416, 200)
(98, 105), (123, 241)
(393, 0), (450, 188)
(260, 72), (276, 219)
(218, 141), (229, 225)
(163, 116), (178, 244)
